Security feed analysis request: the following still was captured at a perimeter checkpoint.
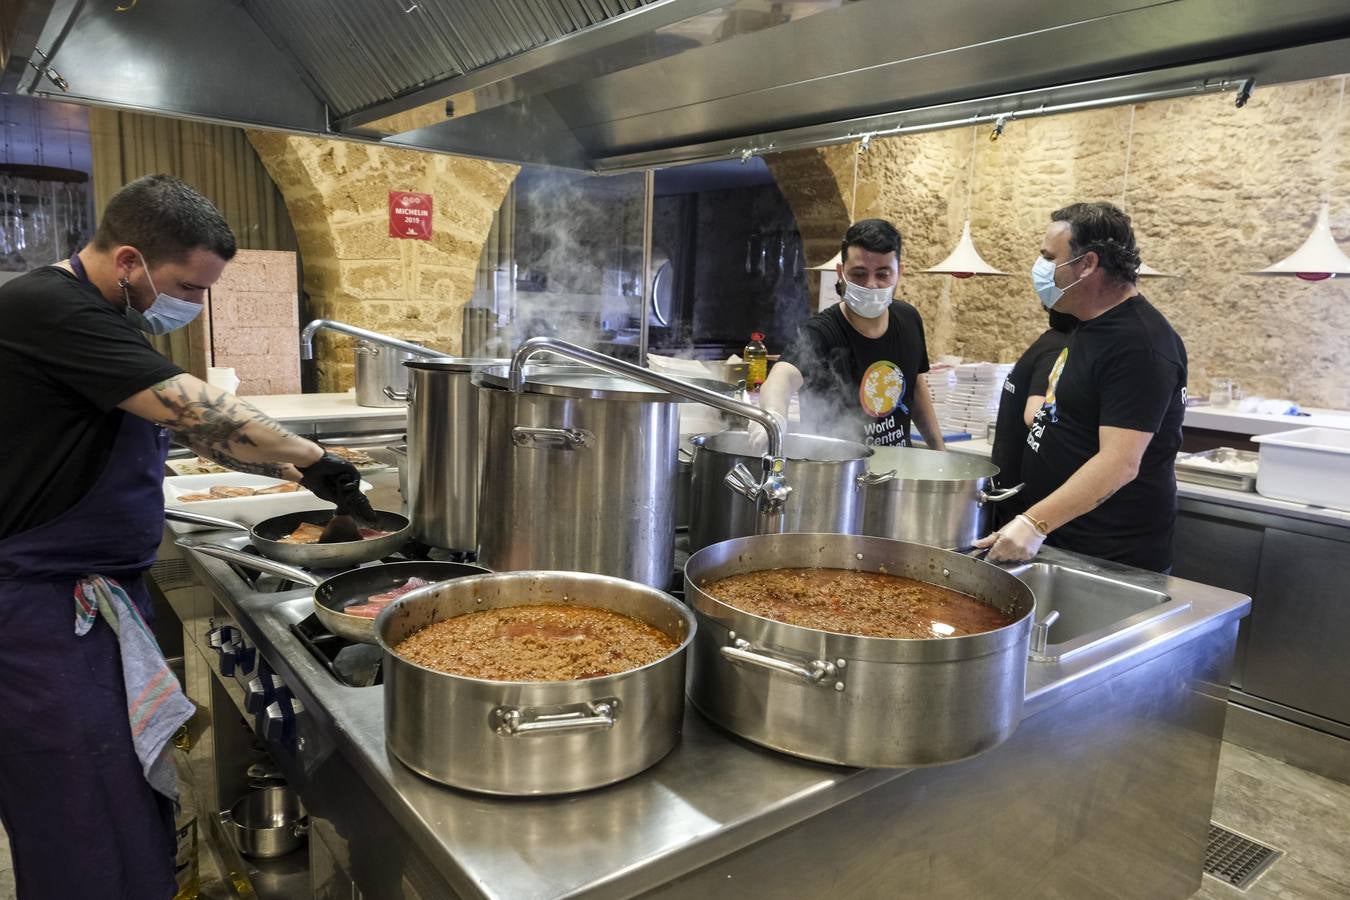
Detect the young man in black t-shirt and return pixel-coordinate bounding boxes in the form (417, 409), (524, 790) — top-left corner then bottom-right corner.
(990, 309), (1077, 527)
(755, 219), (944, 450)
(974, 202), (1187, 573)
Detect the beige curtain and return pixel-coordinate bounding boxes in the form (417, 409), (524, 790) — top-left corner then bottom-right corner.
(87, 108), (297, 375)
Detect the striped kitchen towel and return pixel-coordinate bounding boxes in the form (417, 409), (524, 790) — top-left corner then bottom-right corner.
(75, 575), (195, 804)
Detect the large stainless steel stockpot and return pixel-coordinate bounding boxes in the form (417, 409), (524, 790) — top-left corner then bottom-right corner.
(688, 431), (871, 552)
(859, 447), (1022, 549)
(376, 570), (696, 795)
(403, 357), (509, 551)
(475, 370), (680, 587)
(354, 340), (420, 408)
(684, 533), (1036, 768)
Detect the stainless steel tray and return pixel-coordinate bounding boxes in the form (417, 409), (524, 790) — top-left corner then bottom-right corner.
(1175, 448), (1258, 492)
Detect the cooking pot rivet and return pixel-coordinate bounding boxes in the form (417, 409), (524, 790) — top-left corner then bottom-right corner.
(727, 631), (737, 641)
(942, 568), (951, 577)
(834, 682), (845, 692)
(836, 659), (847, 668)
(855, 553), (863, 560)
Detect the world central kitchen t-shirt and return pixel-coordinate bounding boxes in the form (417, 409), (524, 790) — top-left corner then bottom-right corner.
(1020, 294), (1188, 572)
(781, 300), (930, 446)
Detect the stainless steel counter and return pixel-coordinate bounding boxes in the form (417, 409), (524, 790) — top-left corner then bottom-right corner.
(175, 535), (1249, 899)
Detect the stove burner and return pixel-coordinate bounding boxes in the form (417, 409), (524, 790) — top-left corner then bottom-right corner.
(291, 613), (384, 687)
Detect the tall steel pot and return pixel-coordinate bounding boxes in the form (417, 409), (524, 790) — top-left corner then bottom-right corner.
(860, 447), (1022, 549)
(688, 432), (871, 552)
(684, 533), (1036, 768)
(354, 341), (420, 407)
(402, 357), (508, 551)
(376, 571), (695, 795)
(475, 370), (680, 587)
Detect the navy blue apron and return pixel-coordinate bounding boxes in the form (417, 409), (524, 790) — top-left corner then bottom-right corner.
(0, 255), (176, 899)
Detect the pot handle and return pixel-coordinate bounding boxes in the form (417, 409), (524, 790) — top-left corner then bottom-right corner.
(293, 817), (310, 839)
(492, 700), (618, 736)
(511, 425), (593, 450)
(383, 386), (410, 402)
(857, 469), (897, 487)
(178, 542), (324, 588)
(164, 508), (253, 533)
(979, 483), (1024, 505)
(721, 635), (845, 691)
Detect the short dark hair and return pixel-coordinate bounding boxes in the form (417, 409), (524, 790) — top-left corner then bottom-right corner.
(841, 218), (902, 261)
(93, 174), (237, 264)
(1049, 202), (1139, 284)
(836, 218), (902, 295)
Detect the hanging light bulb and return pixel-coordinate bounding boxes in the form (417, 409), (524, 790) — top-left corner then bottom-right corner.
(1250, 77), (1350, 281)
(1118, 105), (1174, 278)
(924, 126), (1006, 277)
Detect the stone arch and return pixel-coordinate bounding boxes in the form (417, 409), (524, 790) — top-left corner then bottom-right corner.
(763, 144), (858, 269)
(247, 132), (518, 390)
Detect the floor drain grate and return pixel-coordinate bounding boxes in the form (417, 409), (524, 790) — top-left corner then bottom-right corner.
(1205, 822), (1283, 890)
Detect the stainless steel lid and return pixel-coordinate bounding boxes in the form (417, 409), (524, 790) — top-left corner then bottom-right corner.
(475, 367), (680, 401)
(697, 430), (872, 462)
(867, 447), (999, 481)
(404, 357), (509, 373)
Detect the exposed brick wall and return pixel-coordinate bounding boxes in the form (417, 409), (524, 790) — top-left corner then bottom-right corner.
(766, 76), (1350, 408)
(209, 249), (301, 395)
(246, 133), (518, 391)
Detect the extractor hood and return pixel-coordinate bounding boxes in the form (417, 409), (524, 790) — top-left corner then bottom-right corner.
(6, 0), (1350, 172)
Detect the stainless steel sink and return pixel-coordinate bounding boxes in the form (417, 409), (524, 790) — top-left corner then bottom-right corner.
(1009, 563), (1190, 661)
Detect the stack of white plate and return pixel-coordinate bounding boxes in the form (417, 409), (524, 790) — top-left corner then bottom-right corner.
(921, 363), (1012, 437)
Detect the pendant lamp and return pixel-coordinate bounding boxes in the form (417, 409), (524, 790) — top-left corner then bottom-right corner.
(1251, 77), (1350, 280)
(924, 126), (1007, 277)
(1119, 105), (1174, 278)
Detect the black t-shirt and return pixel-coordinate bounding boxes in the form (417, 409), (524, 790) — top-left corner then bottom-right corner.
(780, 301), (930, 446)
(1020, 295), (1187, 572)
(991, 327), (1073, 525)
(0, 266), (182, 539)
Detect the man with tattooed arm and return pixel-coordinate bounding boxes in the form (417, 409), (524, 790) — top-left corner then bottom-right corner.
(0, 174), (372, 898)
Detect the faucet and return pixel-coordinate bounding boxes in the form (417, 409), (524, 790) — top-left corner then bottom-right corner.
(507, 337), (791, 533)
(299, 319), (443, 361)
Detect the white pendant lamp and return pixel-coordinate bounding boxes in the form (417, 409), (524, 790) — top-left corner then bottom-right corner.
(1250, 203), (1350, 280)
(1119, 105), (1173, 278)
(924, 126), (1007, 277)
(1251, 77), (1350, 281)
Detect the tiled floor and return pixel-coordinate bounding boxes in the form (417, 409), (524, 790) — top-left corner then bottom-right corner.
(1, 741), (1346, 899)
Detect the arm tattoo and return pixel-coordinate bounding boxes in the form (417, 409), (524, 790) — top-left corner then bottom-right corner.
(150, 377), (298, 475)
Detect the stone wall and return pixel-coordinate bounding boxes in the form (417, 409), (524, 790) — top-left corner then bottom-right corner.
(247, 133), (518, 390)
(764, 76), (1350, 409)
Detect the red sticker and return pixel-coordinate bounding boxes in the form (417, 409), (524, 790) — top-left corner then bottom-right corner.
(389, 191), (433, 240)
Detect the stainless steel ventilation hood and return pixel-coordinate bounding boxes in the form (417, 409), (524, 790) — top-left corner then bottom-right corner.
(6, 0), (1350, 172)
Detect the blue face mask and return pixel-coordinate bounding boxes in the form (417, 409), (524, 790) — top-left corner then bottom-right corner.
(1030, 254), (1084, 310)
(124, 252), (203, 335)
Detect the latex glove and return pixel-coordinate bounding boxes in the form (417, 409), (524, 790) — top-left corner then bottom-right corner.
(298, 452), (376, 521)
(972, 514), (1046, 564)
(746, 410), (789, 455)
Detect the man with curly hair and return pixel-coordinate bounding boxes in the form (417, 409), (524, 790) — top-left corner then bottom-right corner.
(974, 202), (1187, 572)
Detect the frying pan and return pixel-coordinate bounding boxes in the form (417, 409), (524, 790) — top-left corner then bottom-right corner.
(165, 507), (410, 568)
(179, 543), (488, 644)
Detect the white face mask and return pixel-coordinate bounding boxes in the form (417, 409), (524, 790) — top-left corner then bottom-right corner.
(124, 251), (203, 335)
(1031, 254), (1085, 310)
(841, 277), (893, 318)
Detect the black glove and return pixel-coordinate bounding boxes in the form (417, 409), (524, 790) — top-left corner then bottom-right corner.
(298, 453), (376, 521)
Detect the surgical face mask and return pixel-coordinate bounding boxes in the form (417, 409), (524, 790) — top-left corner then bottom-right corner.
(1030, 254), (1084, 310)
(124, 252), (203, 335)
(841, 277), (893, 318)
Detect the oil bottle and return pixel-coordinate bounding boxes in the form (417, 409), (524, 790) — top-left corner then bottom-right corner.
(744, 332), (768, 392)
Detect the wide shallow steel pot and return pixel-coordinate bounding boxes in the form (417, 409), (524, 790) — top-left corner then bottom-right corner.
(402, 357), (509, 551)
(688, 431), (871, 552)
(860, 447), (1022, 549)
(376, 571), (696, 795)
(684, 533), (1035, 768)
(474, 369), (680, 587)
